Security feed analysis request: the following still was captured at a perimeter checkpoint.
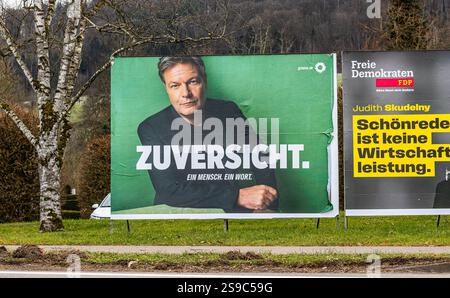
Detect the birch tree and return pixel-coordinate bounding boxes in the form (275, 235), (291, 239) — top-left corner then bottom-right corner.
(0, 0), (228, 231)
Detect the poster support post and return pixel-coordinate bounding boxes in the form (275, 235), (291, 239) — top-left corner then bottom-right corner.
(224, 219), (229, 232)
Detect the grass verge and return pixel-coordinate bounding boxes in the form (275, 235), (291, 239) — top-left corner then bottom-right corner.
(0, 215), (449, 246)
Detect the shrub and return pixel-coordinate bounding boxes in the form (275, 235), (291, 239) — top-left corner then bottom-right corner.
(77, 134), (110, 218)
(0, 108), (39, 223)
(62, 210), (81, 220)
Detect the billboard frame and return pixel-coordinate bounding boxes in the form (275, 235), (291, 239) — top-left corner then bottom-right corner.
(342, 50), (450, 219)
(110, 53), (340, 220)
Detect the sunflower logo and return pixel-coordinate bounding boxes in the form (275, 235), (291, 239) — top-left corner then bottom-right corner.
(314, 62), (326, 74)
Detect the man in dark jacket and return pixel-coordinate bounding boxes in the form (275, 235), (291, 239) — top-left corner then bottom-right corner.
(433, 169), (450, 208)
(137, 56), (279, 213)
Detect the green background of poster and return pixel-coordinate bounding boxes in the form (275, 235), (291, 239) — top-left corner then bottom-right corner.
(111, 54), (335, 214)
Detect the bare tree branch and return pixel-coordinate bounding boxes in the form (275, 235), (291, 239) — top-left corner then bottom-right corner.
(0, 19), (41, 95)
(84, 15), (136, 41)
(65, 17), (86, 100)
(54, 0), (84, 112)
(0, 100), (38, 150)
(85, 0), (108, 18)
(44, 0), (56, 36)
(34, 1), (51, 98)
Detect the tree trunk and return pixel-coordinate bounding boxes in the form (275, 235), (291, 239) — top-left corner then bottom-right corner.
(38, 147), (63, 232)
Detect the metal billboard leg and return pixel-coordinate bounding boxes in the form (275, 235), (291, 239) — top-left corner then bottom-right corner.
(224, 219), (229, 232)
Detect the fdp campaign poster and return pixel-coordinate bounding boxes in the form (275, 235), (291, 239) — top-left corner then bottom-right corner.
(111, 54), (338, 219)
(343, 51), (450, 216)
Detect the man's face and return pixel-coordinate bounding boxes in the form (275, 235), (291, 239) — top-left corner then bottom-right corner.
(162, 63), (206, 122)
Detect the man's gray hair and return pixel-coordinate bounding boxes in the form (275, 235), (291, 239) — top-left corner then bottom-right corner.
(158, 56), (207, 84)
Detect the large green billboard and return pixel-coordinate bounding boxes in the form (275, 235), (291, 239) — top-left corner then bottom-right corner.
(111, 54), (338, 219)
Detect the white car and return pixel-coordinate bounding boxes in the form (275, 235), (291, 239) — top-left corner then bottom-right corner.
(90, 193), (111, 219)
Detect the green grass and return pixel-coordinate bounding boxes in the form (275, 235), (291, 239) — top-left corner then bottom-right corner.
(0, 215), (449, 246)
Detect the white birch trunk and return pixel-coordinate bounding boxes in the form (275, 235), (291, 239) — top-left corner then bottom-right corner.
(35, 1), (63, 232)
(38, 141), (63, 231)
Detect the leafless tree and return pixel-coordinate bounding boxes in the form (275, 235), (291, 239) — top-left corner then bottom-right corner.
(0, 0), (228, 232)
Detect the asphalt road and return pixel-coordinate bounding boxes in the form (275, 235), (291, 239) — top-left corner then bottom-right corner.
(1, 270), (450, 278)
